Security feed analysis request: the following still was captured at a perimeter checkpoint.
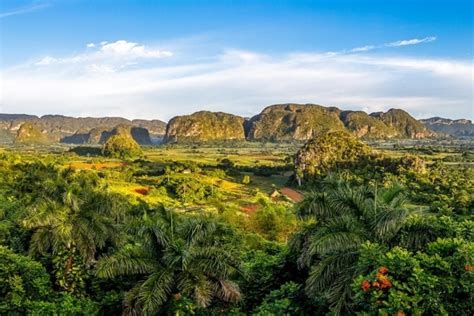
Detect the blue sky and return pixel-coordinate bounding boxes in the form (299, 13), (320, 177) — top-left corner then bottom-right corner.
(0, 0), (472, 120)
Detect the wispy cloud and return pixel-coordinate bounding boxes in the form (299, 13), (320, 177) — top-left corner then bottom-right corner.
(347, 36), (437, 54)
(0, 1), (50, 18)
(386, 36), (437, 47)
(350, 45), (376, 53)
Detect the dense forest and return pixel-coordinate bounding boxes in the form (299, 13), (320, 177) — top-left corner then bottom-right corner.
(0, 133), (472, 315)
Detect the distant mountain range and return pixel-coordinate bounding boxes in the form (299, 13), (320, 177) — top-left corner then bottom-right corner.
(0, 114), (166, 145)
(0, 104), (472, 145)
(420, 117), (474, 138)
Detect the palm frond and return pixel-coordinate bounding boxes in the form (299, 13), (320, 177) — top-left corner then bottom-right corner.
(216, 279), (242, 303)
(137, 268), (174, 315)
(96, 246), (157, 278)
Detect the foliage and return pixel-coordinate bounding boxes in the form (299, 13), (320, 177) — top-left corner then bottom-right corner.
(0, 141), (471, 315)
(293, 180), (412, 315)
(249, 200), (298, 242)
(102, 134), (142, 159)
(295, 131), (372, 179)
(352, 238), (473, 315)
(0, 246), (51, 314)
(96, 208), (242, 315)
(253, 282), (304, 315)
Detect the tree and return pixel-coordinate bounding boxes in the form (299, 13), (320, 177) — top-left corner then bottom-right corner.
(0, 246), (98, 315)
(0, 245), (51, 314)
(293, 181), (413, 315)
(250, 202), (298, 242)
(253, 282), (304, 315)
(96, 208), (241, 315)
(13, 164), (126, 293)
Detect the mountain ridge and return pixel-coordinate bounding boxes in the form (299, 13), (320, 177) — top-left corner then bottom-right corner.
(420, 117), (474, 138)
(1, 104), (472, 144)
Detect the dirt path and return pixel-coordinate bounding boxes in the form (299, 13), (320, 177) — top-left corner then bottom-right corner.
(280, 187), (304, 202)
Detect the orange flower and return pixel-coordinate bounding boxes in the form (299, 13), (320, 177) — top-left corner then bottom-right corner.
(380, 278), (392, 289)
(376, 272), (389, 282)
(465, 264), (473, 271)
(378, 266), (389, 274)
(396, 311), (406, 316)
(372, 281), (380, 288)
(361, 280), (371, 292)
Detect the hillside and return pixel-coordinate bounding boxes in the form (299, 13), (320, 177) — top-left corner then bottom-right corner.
(369, 108), (435, 138)
(339, 110), (398, 138)
(246, 104), (345, 141)
(62, 124), (152, 145)
(164, 111), (246, 143)
(14, 122), (51, 144)
(421, 117), (474, 138)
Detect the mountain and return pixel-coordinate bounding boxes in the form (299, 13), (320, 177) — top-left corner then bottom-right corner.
(163, 104), (437, 143)
(111, 124), (152, 145)
(369, 109), (435, 138)
(0, 114), (38, 121)
(131, 119), (167, 142)
(245, 104), (345, 141)
(339, 110), (398, 138)
(1, 104), (447, 145)
(62, 124), (152, 145)
(164, 111), (246, 143)
(0, 114), (166, 144)
(420, 117), (474, 138)
(15, 122), (51, 144)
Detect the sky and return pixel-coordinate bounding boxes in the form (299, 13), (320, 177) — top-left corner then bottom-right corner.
(0, 0), (472, 121)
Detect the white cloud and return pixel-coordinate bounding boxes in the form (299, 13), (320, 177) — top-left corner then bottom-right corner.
(35, 56), (57, 66)
(100, 40), (173, 58)
(1, 46), (472, 121)
(386, 36), (436, 47)
(219, 50), (264, 63)
(31, 40), (173, 70)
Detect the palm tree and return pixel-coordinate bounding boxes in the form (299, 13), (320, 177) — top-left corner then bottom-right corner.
(96, 208), (241, 315)
(293, 181), (412, 315)
(18, 165), (125, 292)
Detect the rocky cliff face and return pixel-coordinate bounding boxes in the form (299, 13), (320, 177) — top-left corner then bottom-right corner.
(420, 117), (474, 138)
(164, 111), (246, 143)
(339, 111), (398, 138)
(246, 104), (433, 141)
(369, 109), (435, 139)
(246, 104), (345, 141)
